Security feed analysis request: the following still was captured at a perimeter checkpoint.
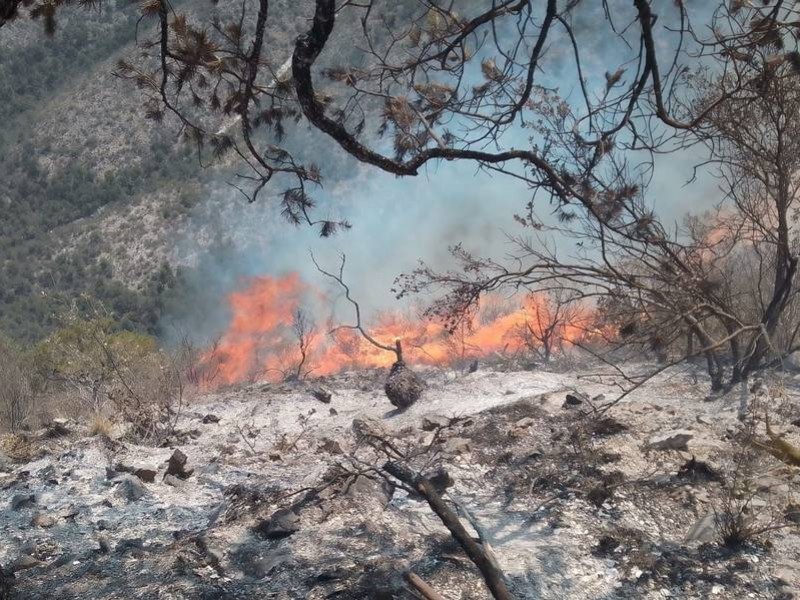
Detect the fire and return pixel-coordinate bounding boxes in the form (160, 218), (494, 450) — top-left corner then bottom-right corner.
(199, 273), (597, 387)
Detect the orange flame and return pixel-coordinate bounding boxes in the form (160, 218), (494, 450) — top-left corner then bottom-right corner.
(199, 273), (598, 387)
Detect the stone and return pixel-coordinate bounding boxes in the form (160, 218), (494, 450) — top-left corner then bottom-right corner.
(134, 468), (157, 483)
(352, 417), (388, 441)
(421, 415), (450, 431)
(254, 508), (300, 539)
(514, 417), (536, 429)
(384, 361), (425, 409)
(311, 387), (332, 404)
(30, 513), (56, 528)
(115, 538), (145, 556)
(329, 407), (338, 416)
(685, 511), (716, 543)
(163, 474), (186, 489)
(563, 392), (587, 407)
(201, 414), (220, 424)
(346, 475), (393, 504)
(319, 438), (345, 455)
(647, 430), (693, 451)
(10, 494), (36, 511)
(10, 555), (41, 573)
(441, 437), (472, 455)
(114, 475), (148, 502)
(165, 449), (193, 479)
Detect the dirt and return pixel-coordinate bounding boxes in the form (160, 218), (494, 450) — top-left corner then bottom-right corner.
(1, 364), (800, 599)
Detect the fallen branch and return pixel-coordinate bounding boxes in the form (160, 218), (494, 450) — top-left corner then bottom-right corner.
(383, 462), (515, 600)
(405, 571), (450, 600)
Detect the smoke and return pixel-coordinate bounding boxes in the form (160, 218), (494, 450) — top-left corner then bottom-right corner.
(161, 0), (721, 346)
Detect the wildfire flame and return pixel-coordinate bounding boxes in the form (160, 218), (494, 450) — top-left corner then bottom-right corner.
(199, 273), (597, 387)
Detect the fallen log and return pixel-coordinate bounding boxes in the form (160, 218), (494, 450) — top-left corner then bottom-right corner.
(405, 571), (449, 600)
(384, 462), (515, 600)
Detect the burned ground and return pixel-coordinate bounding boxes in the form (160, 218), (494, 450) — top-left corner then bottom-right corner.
(1, 366), (799, 599)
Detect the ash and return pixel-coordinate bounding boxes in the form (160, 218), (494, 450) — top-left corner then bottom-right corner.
(1, 364), (799, 600)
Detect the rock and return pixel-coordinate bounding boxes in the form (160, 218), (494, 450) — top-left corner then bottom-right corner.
(647, 430), (693, 451)
(685, 511), (716, 543)
(165, 448), (193, 479)
(115, 538), (145, 556)
(467, 360), (479, 373)
(30, 513), (56, 528)
(114, 475), (148, 502)
(514, 417), (536, 429)
(163, 474), (186, 488)
(10, 494), (36, 511)
(352, 417), (388, 441)
(97, 536), (111, 554)
(254, 508), (300, 539)
(201, 414), (220, 424)
(346, 475), (393, 504)
(329, 407), (338, 416)
(11, 555), (42, 572)
(311, 387), (332, 404)
(268, 452), (282, 462)
(384, 361), (424, 410)
(134, 468), (157, 483)
(319, 438), (345, 455)
(564, 392), (587, 407)
(441, 437), (472, 455)
(421, 415), (450, 431)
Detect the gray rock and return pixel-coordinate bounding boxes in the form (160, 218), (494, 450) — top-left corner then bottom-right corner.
(115, 538), (145, 556)
(564, 392), (587, 407)
(10, 494), (36, 511)
(10, 555), (41, 573)
(685, 511), (716, 543)
(165, 448), (193, 479)
(114, 475), (148, 502)
(163, 473), (185, 489)
(255, 508), (300, 539)
(346, 475), (393, 504)
(319, 438), (345, 455)
(201, 414), (220, 424)
(311, 387), (332, 404)
(514, 417), (536, 429)
(647, 430), (693, 451)
(352, 417), (388, 441)
(134, 468), (157, 483)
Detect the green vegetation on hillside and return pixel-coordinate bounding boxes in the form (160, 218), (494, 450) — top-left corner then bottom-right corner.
(0, 7), (204, 343)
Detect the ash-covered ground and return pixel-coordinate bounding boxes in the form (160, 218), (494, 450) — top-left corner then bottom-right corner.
(1, 364), (800, 599)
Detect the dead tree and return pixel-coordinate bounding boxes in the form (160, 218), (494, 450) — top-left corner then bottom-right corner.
(313, 252), (424, 408)
(289, 308), (317, 381)
(516, 290), (582, 364)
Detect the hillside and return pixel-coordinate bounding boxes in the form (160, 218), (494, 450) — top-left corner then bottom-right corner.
(1, 365), (799, 599)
